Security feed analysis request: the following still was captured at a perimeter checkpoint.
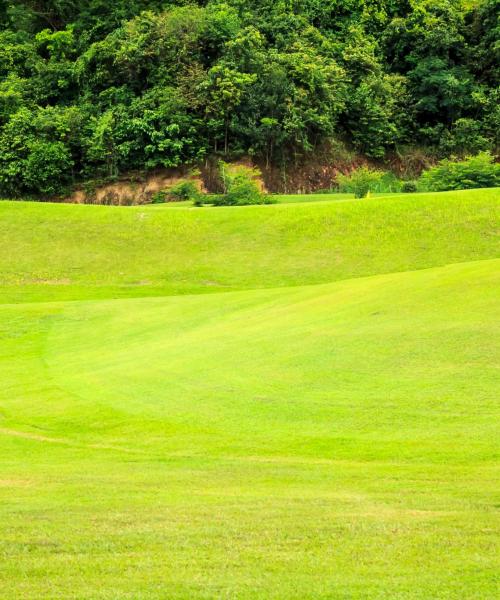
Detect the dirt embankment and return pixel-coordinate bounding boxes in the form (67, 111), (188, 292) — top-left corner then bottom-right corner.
(67, 161), (263, 205)
(62, 150), (434, 205)
(68, 169), (204, 206)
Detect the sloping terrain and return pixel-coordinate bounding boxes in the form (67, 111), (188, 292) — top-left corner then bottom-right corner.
(0, 189), (498, 303)
(0, 190), (499, 599)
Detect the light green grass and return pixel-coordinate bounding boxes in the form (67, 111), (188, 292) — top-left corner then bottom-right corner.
(1, 188), (498, 303)
(142, 192), (393, 206)
(273, 192), (403, 203)
(0, 189), (499, 598)
(273, 192), (355, 203)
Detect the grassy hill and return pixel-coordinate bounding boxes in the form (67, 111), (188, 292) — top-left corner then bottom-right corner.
(0, 188), (498, 303)
(0, 189), (499, 599)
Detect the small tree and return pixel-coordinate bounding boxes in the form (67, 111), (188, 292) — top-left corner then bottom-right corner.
(337, 166), (385, 198)
(167, 180), (200, 202)
(401, 181), (418, 193)
(215, 161), (274, 206)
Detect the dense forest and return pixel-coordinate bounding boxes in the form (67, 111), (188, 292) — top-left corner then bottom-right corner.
(0, 0), (498, 196)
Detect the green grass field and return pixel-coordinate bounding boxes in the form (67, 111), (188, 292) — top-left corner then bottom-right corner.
(145, 192), (394, 207)
(273, 192), (402, 203)
(0, 189), (499, 598)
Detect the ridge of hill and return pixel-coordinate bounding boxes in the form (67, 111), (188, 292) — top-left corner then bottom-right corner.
(1, 188), (499, 303)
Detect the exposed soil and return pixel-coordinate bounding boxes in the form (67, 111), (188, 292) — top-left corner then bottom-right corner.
(58, 150), (435, 205)
(68, 167), (205, 206)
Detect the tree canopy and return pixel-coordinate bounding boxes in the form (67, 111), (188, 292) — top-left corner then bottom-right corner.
(0, 0), (498, 196)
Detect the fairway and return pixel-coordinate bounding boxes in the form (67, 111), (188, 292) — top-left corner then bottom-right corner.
(1, 189), (498, 303)
(1, 191), (499, 599)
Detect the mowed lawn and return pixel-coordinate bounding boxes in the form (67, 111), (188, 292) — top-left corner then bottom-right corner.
(1, 188), (499, 303)
(0, 189), (499, 599)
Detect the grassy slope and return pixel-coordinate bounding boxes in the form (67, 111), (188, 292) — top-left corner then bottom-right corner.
(0, 190), (499, 599)
(273, 192), (402, 203)
(274, 192), (356, 202)
(0, 188), (498, 303)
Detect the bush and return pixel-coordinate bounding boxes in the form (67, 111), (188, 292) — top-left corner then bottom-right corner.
(213, 189), (275, 206)
(373, 171), (403, 193)
(337, 166), (385, 198)
(419, 152), (500, 191)
(402, 181), (418, 193)
(151, 180), (201, 204)
(166, 179), (200, 202)
(215, 162), (275, 206)
(151, 191), (167, 204)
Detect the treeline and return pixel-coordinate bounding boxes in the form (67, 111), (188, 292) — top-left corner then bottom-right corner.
(0, 0), (498, 196)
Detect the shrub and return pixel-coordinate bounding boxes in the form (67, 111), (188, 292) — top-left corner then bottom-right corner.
(166, 179), (200, 202)
(402, 181), (418, 193)
(373, 171), (402, 193)
(337, 166), (385, 198)
(213, 189), (275, 206)
(419, 152), (500, 191)
(215, 162), (275, 206)
(151, 180), (201, 204)
(151, 191), (167, 204)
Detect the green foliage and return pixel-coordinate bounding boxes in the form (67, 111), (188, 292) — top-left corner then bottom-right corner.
(23, 139), (73, 195)
(373, 170), (402, 193)
(167, 180), (200, 202)
(85, 110), (119, 177)
(346, 73), (410, 158)
(150, 190), (167, 204)
(213, 162), (274, 206)
(402, 181), (418, 193)
(420, 152), (500, 192)
(0, 105), (76, 196)
(0, 0), (498, 195)
(439, 118), (492, 157)
(337, 166), (386, 198)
